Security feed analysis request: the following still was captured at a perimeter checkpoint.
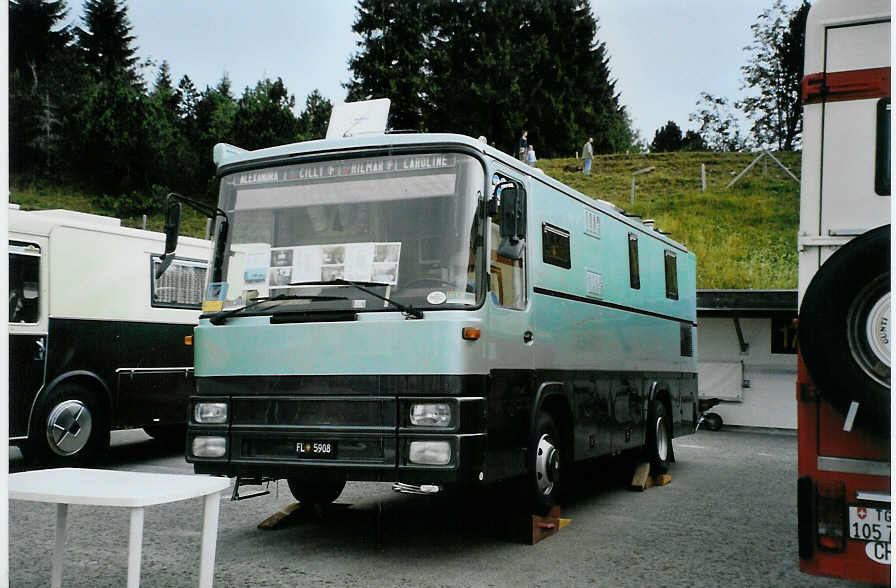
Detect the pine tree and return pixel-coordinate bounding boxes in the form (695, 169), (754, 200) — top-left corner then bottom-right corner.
(298, 90), (333, 140)
(10, 0), (73, 90)
(344, 0), (432, 131)
(77, 0), (140, 85)
(346, 0), (632, 156)
(650, 121), (683, 152)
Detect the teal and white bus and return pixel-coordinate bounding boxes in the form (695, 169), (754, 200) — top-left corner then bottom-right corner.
(166, 129), (697, 511)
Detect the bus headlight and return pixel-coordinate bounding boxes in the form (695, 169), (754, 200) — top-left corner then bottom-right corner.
(194, 402), (228, 424)
(191, 436), (226, 458)
(409, 441), (451, 465)
(409, 403), (451, 427)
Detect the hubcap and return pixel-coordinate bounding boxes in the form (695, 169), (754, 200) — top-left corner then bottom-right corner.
(848, 279), (890, 388)
(46, 400), (92, 456)
(535, 434), (560, 496)
(655, 417), (668, 462)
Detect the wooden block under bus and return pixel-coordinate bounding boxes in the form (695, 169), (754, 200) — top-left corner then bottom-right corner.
(653, 474), (672, 486)
(630, 462), (651, 491)
(258, 502), (304, 530)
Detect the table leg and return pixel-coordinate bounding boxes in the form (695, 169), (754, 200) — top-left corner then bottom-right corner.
(127, 507), (145, 588)
(51, 503), (68, 588)
(198, 493), (221, 588)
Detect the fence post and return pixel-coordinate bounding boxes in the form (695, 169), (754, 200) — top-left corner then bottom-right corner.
(142, 214), (147, 230)
(205, 218), (212, 239)
(701, 164), (706, 192)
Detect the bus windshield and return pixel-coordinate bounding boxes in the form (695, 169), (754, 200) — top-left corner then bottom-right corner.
(208, 152), (485, 315)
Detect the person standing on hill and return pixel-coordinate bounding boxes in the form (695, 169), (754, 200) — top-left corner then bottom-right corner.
(519, 130), (528, 161)
(582, 137), (594, 175)
(526, 145), (536, 166)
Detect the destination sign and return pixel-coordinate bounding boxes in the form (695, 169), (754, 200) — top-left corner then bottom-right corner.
(236, 153), (456, 186)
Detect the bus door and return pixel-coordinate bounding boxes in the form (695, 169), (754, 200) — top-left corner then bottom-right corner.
(9, 239), (48, 439)
(484, 172), (533, 479)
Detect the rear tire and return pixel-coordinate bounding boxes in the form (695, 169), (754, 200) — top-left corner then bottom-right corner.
(799, 225), (890, 435)
(27, 382), (108, 466)
(286, 477), (346, 505)
(647, 400), (672, 474)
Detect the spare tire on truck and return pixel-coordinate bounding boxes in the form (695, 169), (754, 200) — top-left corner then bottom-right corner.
(799, 225), (890, 436)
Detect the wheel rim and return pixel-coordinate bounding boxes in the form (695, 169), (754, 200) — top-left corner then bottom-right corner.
(847, 277), (890, 388)
(46, 400), (93, 456)
(655, 416), (668, 462)
(535, 434), (560, 496)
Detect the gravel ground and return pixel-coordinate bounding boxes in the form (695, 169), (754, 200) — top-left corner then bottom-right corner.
(8, 428), (878, 587)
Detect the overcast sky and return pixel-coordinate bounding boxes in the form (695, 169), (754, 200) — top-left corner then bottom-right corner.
(111, 0), (803, 145)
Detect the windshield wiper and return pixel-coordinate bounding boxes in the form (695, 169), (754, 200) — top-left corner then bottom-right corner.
(289, 278), (424, 319)
(207, 293), (347, 325)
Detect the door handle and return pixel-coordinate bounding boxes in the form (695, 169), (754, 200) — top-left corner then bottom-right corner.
(523, 330), (534, 344)
(35, 338), (45, 361)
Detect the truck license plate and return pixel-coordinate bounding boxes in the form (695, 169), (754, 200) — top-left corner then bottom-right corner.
(296, 441), (336, 459)
(848, 505), (891, 542)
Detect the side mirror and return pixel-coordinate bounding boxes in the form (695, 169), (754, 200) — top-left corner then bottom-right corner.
(497, 185), (525, 240)
(493, 182), (526, 261)
(163, 200), (182, 255)
(155, 200), (182, 279)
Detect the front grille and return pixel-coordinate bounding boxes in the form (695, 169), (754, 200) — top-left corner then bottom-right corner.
(232, 396), (396, 427)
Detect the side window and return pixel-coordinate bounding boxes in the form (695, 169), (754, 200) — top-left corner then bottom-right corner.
(9, 242), (41, 324)
(489, 177), (527, 309)
(628, 233), (640, 289)
(664, 249), (678, 300)
(151, 255), (208, 309)
(876, 98), (890, 196)
(542, 223), (570, 269)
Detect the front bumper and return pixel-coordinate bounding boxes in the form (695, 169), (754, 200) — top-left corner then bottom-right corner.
(188, 382), (488, 485)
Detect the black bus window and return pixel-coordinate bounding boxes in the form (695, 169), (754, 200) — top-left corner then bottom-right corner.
(628, 233), (640, 289)
(9, 248), (40, 323)
(664, 249), (678, 300)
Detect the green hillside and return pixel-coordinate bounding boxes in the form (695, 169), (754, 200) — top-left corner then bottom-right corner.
(539, 151), (801, 289)
(10, 150), (800, 289)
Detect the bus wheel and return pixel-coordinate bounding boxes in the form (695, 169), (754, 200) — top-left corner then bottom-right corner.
(286, 477), (346, 505)
(799, 225), (890, 435)
(529, 412), (563, 514)
(143, 425), (187, 448)
(702, 412), (723, 431)
(647, 400), (672, 474)
(28, 383), (108, 465)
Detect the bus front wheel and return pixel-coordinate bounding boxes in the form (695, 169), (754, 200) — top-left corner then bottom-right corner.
(529, 412), (564, 514)
(286, 477), (346, 505)
(26, 382), (108, 465)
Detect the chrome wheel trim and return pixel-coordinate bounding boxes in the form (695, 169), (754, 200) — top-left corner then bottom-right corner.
(655, 416), (668, 463)
(848, 279), (891, 388)
(46, 400), (93, 456)
(535, 434), (559, 496)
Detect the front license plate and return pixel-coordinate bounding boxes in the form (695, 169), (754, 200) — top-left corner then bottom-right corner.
(849, 505), (891, 542)
(296, 441), (336, 459)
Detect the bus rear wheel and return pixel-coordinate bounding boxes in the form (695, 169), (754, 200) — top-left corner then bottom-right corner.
(647, 399), (672, 474)
(286, 477), (346, 505)
(799, 225), (890, 435)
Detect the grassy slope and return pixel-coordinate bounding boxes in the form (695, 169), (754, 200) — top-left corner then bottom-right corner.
(9, 179), (212, 239)
(10, 150), (800, 289)
(538, 151), (800, 289)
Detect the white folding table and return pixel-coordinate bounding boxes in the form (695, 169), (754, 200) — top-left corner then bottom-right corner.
(9, 468), (231, 588)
